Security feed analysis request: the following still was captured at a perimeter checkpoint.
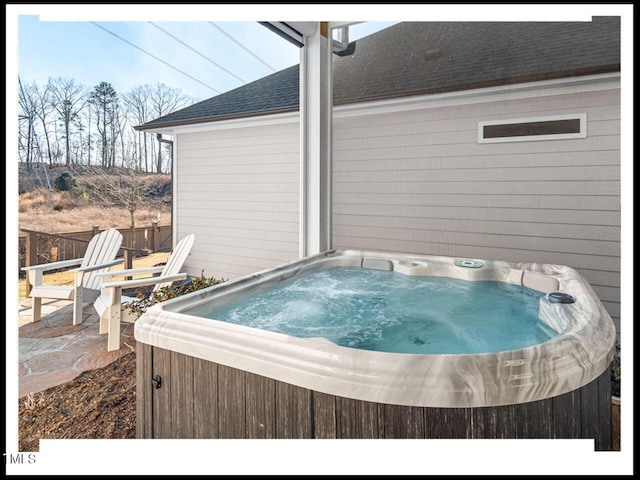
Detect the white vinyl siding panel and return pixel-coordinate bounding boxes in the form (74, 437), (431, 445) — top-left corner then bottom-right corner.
(175, 122), (299, 280)
(332, 86), (620, 329)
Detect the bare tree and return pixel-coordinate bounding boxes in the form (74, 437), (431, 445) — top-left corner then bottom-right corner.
(84, 164), (151, 250)
(18, 77), (38, 166)
(19, 77), (196, 170)
(33, 80), (57, 165)
(49, 77), (88, 166)
(123, 85), (152, 172)
(149, 83), (191, 173)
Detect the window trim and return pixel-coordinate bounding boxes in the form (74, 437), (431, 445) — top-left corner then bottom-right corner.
(478, 113), (587, 143)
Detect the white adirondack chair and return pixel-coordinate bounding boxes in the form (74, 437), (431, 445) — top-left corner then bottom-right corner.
(22, 228), (124, 325)
(94, 234), (195, 351)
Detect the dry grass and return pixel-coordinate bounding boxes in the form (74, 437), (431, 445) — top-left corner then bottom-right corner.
(18, 189), (171, 234)
(17, 166), (173, 298)
(17, 164), (172, 233)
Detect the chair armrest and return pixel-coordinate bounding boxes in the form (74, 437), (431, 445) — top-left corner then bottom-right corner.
(22, 258), (84, 273)
(95, 265), (165, 280)
(70, 258), (124, 274)
(101, 273), (188, 291)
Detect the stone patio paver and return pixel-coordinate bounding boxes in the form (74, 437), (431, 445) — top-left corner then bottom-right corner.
(17, 299), (136, 397)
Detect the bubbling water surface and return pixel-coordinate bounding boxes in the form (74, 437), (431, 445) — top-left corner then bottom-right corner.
(203, 267), (555, 354)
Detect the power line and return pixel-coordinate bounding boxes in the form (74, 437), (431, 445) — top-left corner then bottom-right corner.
(148, 21), (246, 84)
(209, 22), (277, 73)
(91, 22), (220, 94)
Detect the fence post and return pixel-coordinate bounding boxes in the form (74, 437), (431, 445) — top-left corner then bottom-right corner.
(124, 249), (133, 281)
(25, 230), (38, 297)
(151, 221), (159, 252)
(92, 225), (100, 236)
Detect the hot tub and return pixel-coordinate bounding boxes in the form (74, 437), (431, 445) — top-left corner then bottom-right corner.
(134, 249), (616, 447)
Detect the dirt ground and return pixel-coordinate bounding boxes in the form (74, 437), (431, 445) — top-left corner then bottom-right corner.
(18, 352), (136, 452)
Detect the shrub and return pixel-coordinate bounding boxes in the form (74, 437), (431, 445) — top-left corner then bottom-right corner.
(53, 204), (64, 211)
(123, 271), (226, 319)
(54, 172), (76, 191)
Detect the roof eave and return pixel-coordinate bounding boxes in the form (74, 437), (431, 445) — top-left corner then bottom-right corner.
(134, 106), (300, 132)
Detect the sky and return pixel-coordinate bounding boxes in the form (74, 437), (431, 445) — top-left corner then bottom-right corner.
(12, 5), (406, 103)
(15, 15), (398, 103)
(6, 3), (635, 476)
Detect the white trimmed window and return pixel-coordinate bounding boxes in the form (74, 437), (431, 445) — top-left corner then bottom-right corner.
(478, 113), (587, 143)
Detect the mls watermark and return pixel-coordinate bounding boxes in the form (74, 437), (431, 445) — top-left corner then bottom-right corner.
(4, 453), (36, 465)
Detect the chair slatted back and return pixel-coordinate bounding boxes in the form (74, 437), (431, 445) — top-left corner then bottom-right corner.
(152, 234), (195, 292)
(81, 229), (124, 291)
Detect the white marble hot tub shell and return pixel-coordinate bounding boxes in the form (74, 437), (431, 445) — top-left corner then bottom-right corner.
(134, 249), (616, 408)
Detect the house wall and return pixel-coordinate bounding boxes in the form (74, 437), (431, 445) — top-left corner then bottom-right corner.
(171, 75), (620, 339)
(332, 77), (621, 336)
(174, 121), (300, 280)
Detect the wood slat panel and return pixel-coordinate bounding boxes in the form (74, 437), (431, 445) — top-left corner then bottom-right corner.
(152, 347), (173, 439)
(596, 369), (613, 451)
(170, 351), (194, 439)
(193, 357), (219, 439)
(581, 369), (612, 451)
(336, 397), (379, 439)
(139, 350), (614, 447)
(217, 364), (245, 439)
(275, 382), (313, 439)
(513, 399), (554, 439)
(425, 407), (472, 439)
(136, 343), (153, 439)
(313, 392), (337, 439)
(245, 371), (276, 439)
(378, 405), (425, 439)
(552, 389), (582, 440)
(472, 405), (517, 439)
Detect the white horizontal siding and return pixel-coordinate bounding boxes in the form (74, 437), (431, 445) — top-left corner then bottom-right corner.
(334, 215), (620, 243)
(175, 122), (299, 281)
(334, 150), (620, 171)
(335, 180), (620, 196)
(333, 84), (620, 328)
(172, 78), (620, 336)
(334, 193), (619, 211)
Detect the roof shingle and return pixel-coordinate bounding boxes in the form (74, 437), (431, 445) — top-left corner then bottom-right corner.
(139, 17), (620, 130)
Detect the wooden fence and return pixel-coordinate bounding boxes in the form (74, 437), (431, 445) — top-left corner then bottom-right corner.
(18, 222), (173, 276)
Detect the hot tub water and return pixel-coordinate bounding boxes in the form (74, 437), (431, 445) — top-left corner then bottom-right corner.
(201, 267), (555, 354)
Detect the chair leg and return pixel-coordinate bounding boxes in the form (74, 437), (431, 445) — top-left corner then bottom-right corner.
(72, 272), (84, 326)
(107, 308), (122, 352)
(31, 297), (42, 323)
(99, 307), (108, 335)
(73, 287), (84, 326)
(106, 287), (122, 351)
